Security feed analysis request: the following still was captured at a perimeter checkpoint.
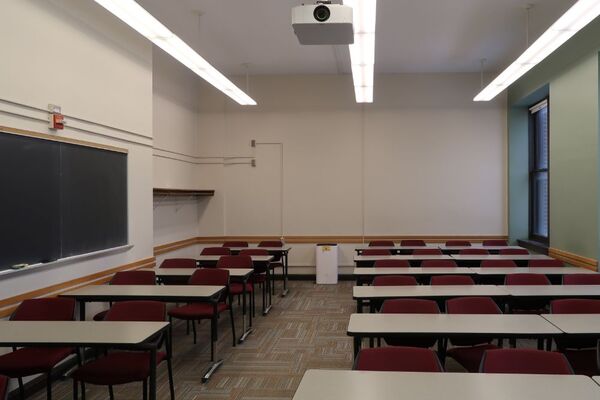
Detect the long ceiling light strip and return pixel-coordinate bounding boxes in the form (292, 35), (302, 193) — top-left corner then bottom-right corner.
(344, 0), (377, 103)
(474, 0), (600, 101)
(94, 0), (257, 105)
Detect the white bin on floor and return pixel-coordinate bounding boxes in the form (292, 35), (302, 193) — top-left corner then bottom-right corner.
(316, 243), (338, 284)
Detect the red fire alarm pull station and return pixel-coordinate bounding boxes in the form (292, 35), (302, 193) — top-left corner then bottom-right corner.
(48, 104), (65, 130)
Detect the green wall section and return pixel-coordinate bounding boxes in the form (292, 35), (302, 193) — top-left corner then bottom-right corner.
(507, 18), (600, 260)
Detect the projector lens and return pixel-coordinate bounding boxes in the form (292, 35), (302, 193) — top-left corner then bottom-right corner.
(313, 5), (331, 22)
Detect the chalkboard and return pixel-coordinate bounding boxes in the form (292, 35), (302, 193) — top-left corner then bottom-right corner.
(0, 131), (128, 271)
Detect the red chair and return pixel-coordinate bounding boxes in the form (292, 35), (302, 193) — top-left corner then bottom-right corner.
(482, 240), (508, 246)
(369, 240), (394, 247)
(401, 240), (426, 247)
(413, 248), (443, 255)
(373, 259), (410, 268)
(222, 241), (248, 248)
(505, 273), (550, 285)
(459, 249), (489, 255)
(373, 275), (418, 286)
(445, 297), (502, 372)
(354, 347), (443, 372)
(168, 269), (236, 351)
(0, 298), (76, 400)
(446, 240), (471, 246)
(217, 255), (255, 317)
(499, 249), (529, 255)
(93, 271), (156, 321)
(550, 299), (600, 376)
(563, 274), (600, 285)
(529, 259), (564, 268)
(201, 247), (231, 256)
(421, 260), (458, 268)
(72, 301), (174, 400)
(0, 375), (7, 400)
(480, 349), (573, 374)
(381, 299), (440, 347)
(159, 258), (197, 268)
(361, 249), (391, 256)
(505, 274), (550, 313)
(258, 240), (284, 247)
(480, 260), (518, 268)
(240, 249), (270, 313)
(430, 275), (475, 285)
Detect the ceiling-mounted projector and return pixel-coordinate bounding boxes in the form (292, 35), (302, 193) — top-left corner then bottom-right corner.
(292, 1), (354, 45)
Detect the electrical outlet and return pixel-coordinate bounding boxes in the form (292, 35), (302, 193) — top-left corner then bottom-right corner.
(251, 139), (256, 147)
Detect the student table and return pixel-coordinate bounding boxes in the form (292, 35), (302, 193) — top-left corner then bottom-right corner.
(471, 267), (597, 277)
(0, 321), (169, 400)
(354, 255), (453, 267)
(450, 254), (553, 267)
(353, 267), (474, 285)
(439, 245), (528, 254)
(354, 245), (440, 255)
(228, 247), (292, 296)
(347, 313), (561, 358)
(542, 314), (600, 336)
(505, 285), (600, 300)
(292, 370), (600, 400)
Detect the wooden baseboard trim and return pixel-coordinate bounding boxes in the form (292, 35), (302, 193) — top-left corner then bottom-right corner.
(0, 257), (155, 318)
(549, 248), (598, 271)
(154, 237), (200, 255)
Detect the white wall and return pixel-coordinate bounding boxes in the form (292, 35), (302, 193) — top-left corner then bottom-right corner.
(0, 0), (153, 298)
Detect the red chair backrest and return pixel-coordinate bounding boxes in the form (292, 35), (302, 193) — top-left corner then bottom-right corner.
(446, 240), (471, 246)
(355, 347), (443, 372)
(421, 260), (458, 268)
(563, 274), (600, 285)
(373, 275), (418, 286)
(430, 275), (475, 285)
(400, 240), (426, 246)
(505, 273), (550, 285)
(361, 249), (391, 256)
(160, 258), (197, 268)
(480, 260), (518, 268)
(201, 247), (231, 256)
(222, 241), (248, 248)
(481, 349), (573, 374)
(459, 248), (489, 255)
(373, 259), (410, 268)
(369, 240), (394, 247)
(239, 249), (269, 256)
(216, 255), (253, 269)
(412, 248), (443, 255)
(482, 240), (508, 246)
(529, 259), (564, 268)
(110, 271), (156, 285)
(104, 301), (165, 322)
(188, 268), (230, 286)
(499, 249), (529, 255)
(551, 299), (600, 314)
(381, 299), (440, 314)
(258, 240), (283, 247)
(446, 297), (502, 314)
(11, 298), (75, 321)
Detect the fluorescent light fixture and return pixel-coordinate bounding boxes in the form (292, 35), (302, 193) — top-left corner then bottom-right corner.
(94, 0), (256, 105)
(344, 0), (377, 103)
(474, 0), (600, 101)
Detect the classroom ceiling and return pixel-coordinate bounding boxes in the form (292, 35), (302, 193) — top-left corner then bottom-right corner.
(138, 0), (576, 75)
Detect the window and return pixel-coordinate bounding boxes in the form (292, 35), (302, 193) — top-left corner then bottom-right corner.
(529, 99), (549, 243)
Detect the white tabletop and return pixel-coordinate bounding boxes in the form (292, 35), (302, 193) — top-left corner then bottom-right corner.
(593, 376), (600, 386)
(61, 285), (224, 299)
(451, 254), (553, 261)
(353, 285), (509, 299)
(471, 267), (596, 275)
(353, 267), (473, 276)
(292, 370), (600, 400)
(354, 255), (452, 261)
(0, 321), (168, 346)
(145, 267), (253, 278)
(542, 314), (600, 334)
(355, 245), (439, 251)
(348, 313), (561, 336)
(504, 285), (600, 298)
(439, 245), (526, 251)
(197, 255), (274, 262)
(228, 247), (291, 252)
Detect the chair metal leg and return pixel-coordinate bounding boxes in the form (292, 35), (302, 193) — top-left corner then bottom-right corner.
(210, 316), (216, 362)
(46, 372), (53, 400)
(192, 320), (197, 344)
(108, 385), (115, 400)
(167, 358), (175, 400)
(142, 379), (148, 400)
(81, 382), (86, 400)
(73, 379), (78, 400)
(186, 320), (190, 335)
(18, 377), (25, 400)
(230, 304), (237, 347)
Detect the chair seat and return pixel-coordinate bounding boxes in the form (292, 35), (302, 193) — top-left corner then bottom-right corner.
(562, 349), (599, 376)
(73, 351), (167, 385)
(230, 282), (254, 295)
(168, 302), (229, 319)
(0, 347), (75, 377)
(447, 344), (499, 372)
(93, 309), (109, 321)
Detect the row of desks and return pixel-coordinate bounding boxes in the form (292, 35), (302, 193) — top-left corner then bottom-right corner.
(354, 254), (554, 266)
(293, 370), (600, 400)
(355, 244), (529, 254)
(354, 266), (595, 278)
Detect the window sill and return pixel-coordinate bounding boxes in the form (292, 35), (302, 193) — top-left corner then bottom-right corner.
(517, 239), (549, 255)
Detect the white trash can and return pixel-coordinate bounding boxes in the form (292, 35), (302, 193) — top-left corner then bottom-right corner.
(316, 243), (338, 284)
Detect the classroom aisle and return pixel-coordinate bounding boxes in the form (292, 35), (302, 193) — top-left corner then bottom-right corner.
(30, 281), (355, 400)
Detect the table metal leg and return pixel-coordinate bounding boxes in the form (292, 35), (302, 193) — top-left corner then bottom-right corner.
(353, 336), (361, 359)
(281, 252), (289, 297)
(79, 301), (86, 321)
(202, 303), (224, 383)
(263, 266), (272, 315)
(239, 277), (253, 343)
(149, 348), (157, 400)
(357, 299), (363, 314)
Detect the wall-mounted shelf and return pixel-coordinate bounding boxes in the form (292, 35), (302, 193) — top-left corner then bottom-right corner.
(153, 188), (215, 197)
